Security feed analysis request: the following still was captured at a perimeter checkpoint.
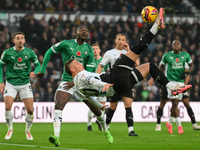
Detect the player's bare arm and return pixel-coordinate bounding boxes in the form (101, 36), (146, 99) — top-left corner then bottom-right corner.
(96, 64), (103, 74)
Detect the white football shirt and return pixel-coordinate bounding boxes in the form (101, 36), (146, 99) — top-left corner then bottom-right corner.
(100, 48), (127, 68)
(73, 70), (114, 97)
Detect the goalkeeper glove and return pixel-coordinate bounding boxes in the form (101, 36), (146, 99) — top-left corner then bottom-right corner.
(180, 71), (189, 79)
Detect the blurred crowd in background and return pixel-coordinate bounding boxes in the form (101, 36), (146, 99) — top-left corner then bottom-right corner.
(0, 0), (195, 14)
(0, 0), (199, 102)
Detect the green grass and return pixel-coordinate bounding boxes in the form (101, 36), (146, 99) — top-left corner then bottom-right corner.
(0, 122), (200, 150)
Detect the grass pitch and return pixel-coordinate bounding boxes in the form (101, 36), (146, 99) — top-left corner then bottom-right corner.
(0, 122), (199, 150)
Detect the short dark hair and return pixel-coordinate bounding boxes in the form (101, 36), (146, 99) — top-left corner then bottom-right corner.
(115, 33), (127, 40)
(65, 59), (75, 76)
(76, 25), (88, 34)
(13, 31), (25, 38)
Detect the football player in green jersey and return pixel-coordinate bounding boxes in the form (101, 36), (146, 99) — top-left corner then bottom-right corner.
(36, 25), (113, 146)
(0, 32), (41, 140)
(148, 40), (200, 133)
(87, 43), (108, 131)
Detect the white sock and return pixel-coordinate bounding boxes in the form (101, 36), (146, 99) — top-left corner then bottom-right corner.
(87, 109), (94, 126)
(175, 117), (182, 127)
(96, 111), (107, 132)
(25, 113), (33, 132)
(169, 116), (174, 125)
(54, 109), (62, 138)
(128, 126), (134, 133)
(5, 110), (13, 131)
(150, 22), (159, 35)
(106, 124), (110, 130)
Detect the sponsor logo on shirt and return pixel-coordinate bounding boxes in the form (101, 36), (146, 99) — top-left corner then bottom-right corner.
(13, 63), (27, 70)
(172, 62), (183, 69)
(71, 56), (84, 62)
(70, 47), (74, 51)
(84, 51), (88, 55)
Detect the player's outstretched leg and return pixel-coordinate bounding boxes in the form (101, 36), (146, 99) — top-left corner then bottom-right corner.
(49, 135), (60, 147)
(172, 85), (192, 96)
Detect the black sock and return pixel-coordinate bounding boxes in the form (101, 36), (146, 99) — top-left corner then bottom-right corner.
(125, 107), (133, 127)
(106, 108), (115, 125)
(130, 31), (154, 55)
(187, 107), (196, 124)
(150, 63), (169, 86)
(157, 107), (163, 124)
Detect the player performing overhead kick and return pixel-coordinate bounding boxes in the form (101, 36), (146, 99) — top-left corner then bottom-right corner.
(64, 8), (192, 116)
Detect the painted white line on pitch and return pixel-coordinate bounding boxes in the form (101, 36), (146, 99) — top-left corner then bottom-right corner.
(0, 143), (86, 150)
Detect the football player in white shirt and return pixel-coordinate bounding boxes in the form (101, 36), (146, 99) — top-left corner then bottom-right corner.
(65, 8), (192, 137)
(87, 43), (109, 131)
(96, 33), (139, 136)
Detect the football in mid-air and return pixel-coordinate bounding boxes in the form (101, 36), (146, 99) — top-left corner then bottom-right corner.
(141, 6), (158, 23)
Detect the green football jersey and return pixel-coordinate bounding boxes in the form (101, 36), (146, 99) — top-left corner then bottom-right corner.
(160, 51), (192, 82)
(49, 39), (94, 81)
(93, 57), (108, 72)
(0, 47), (39, 85)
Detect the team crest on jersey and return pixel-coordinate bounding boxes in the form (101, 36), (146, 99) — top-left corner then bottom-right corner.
(84, 51), (88, 55)
(18, 57), (22, 62)
(77, 51), (81, 56)
(24, 55), (28, 59)
(176, 58), (179, 62)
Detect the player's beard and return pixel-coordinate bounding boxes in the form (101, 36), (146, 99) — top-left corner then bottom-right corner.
(18, 43), (23, 49)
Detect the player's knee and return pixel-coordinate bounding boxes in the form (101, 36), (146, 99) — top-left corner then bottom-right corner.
(26, 109), (33, 115)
